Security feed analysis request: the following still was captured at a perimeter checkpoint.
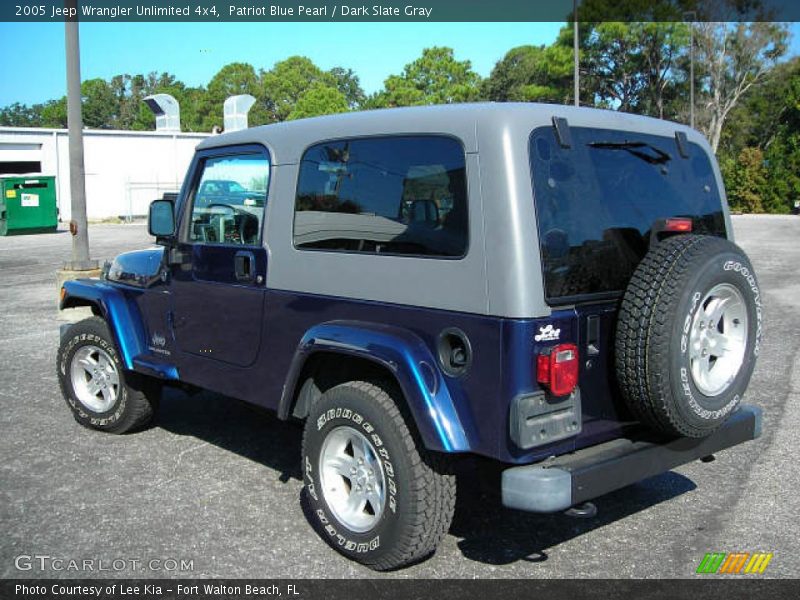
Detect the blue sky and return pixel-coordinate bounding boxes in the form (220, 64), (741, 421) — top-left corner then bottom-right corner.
(0, 21), (798, 107)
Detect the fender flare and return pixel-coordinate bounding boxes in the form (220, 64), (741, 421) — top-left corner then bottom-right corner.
(60, 279), (147, 371)
(279, 320), (471, 453)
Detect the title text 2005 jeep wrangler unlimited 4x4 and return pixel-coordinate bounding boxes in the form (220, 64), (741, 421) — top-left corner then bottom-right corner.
(58, 104), (762, 570)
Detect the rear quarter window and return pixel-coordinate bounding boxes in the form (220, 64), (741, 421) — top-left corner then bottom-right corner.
(530, 126), (726, 302)
(293, 135), (468, 258)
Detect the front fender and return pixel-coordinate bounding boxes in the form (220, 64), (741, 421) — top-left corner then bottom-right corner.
(280, 320), (471, 453)
(60, 279), (147, 371)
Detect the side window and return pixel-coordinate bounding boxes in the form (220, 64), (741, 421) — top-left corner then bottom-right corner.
(293, 136), (468, 258)
(187, 152), (269, 246)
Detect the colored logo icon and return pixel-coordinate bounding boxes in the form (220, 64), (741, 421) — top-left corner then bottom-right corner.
(696, 552), (773, 574)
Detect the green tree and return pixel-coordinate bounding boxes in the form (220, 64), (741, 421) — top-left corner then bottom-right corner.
(482, 43), (573, 104)
(379, 47), (481, 107)
(261, 56), (335, 122)
(0, 102), (42, 127)
(80, 78), (117, 128)
(762, 134), (800, 213)
(584, 22), (647, 111)
(194, 63), (260, 130)
(694, 21), (788, 152)
(581, 21), (688, 116)
(721, 147), (768, 213)
(329, 67), (366, 109)
(721, 57), (800, 152)
(288, 83), (349, 120)
(40, 97), (67, 128)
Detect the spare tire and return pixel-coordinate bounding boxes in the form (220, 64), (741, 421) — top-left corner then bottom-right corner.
(615, 234), (762, 438)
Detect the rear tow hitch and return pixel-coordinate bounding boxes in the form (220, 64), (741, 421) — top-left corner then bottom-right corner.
(564, 501), (597, 519)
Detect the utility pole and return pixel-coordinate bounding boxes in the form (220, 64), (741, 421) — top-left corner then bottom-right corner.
(63, 0), (97, 272)
(573, 0), (579, 107)
(686, 11), (696, 129)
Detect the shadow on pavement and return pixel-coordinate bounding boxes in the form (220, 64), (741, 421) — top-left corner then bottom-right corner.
(156, 387), (304, 483)
(155, 387), (697, 568)
(450, 457), (696, 566)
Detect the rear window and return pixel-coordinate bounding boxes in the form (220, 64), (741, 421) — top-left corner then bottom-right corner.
(530, 126), (726, 302)
(293, 135), (468, 258)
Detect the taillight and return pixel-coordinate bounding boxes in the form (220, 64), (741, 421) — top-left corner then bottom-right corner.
(537, 343), (579, 397)
(663, 218), (693, 233)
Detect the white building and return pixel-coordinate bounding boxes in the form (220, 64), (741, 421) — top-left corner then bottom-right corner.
(0, 127), (209, 221)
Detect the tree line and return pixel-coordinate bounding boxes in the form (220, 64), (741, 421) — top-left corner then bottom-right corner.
(1, 19), (797, 213)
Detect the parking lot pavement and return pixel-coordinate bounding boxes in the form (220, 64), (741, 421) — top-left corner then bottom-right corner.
(1, 215), (798, 579)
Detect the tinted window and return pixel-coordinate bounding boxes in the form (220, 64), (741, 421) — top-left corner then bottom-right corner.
(294, 136), (468, 257)
(530, 127), (726, 301)
(187, 153), (269, 246)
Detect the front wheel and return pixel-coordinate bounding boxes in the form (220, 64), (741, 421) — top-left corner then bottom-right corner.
(302, 380), (456, 570)
(57, 316), (160, 433)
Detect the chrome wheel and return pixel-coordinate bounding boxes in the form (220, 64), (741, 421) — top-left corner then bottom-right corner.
(319, 426), (386, 533)
(70, 345), (120, 412)
(689, 283), (748, 397)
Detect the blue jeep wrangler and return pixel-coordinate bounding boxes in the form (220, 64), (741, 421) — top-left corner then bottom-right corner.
(58, 104), (763, 570)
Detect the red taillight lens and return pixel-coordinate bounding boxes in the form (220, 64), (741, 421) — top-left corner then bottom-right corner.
(537, 343), (579, 397)
(664, 218), (693, 233)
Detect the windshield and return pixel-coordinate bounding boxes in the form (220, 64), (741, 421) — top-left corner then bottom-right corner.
(530, 126), (726, 302)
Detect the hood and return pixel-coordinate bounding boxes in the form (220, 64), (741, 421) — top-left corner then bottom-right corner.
(106, 247), (164, 287)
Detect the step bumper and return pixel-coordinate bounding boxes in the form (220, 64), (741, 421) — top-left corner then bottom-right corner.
(502, 404), (762, 513)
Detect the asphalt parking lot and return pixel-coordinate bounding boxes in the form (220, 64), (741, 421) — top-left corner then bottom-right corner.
(1, 215), (798, 579)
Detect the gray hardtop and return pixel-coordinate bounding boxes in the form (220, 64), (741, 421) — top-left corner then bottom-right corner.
(193, 103), (725, 320)
(198, 102), (711, 164)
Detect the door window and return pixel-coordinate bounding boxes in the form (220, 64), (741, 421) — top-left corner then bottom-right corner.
(187, 153), (269, 246)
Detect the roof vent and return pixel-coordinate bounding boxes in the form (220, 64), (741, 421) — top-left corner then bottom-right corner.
(223, 95), (256, 132)
(143, 94), (181, 132)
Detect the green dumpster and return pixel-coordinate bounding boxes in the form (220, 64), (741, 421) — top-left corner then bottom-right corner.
(0, 175), (58, 235)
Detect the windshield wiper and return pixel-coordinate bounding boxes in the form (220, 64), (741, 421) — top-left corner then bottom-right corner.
(587, 141), (672, 165)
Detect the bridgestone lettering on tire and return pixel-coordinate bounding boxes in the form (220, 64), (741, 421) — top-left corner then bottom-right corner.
(302, 380), (456, 570)
(615, 235), (762, 438)
(57, 316), (160, 434)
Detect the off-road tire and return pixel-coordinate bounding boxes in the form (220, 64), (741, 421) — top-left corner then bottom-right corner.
(302, 380), (456, 570)
(615, 234), (762, 438)
(57, 316), (160, 433)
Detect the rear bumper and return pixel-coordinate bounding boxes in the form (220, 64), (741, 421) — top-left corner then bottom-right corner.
(502, 404), (762, 513)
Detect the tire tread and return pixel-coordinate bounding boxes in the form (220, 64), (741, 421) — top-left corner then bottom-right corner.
(615, 235), (745, 437)
(57, 316), (159, 434)
(302, 379), (456, 571)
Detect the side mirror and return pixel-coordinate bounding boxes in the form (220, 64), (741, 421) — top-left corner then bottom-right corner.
(148, 198), (176, 243)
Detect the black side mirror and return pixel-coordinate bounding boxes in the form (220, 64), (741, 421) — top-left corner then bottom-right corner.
(148, 198), (176, 244)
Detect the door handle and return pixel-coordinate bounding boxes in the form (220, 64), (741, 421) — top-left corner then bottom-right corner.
(234, 251), (256, 283)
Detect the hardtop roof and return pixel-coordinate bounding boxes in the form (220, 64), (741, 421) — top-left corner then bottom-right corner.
(197, 102), (704, 164)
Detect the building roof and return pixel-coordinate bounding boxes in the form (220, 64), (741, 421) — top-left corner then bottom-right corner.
(0, 126), (209, 139)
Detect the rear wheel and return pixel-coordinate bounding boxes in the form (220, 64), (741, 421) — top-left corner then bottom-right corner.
(302, 380), (456, 570)
(57, 316), (160, 433)
(615, 234), (762, 438)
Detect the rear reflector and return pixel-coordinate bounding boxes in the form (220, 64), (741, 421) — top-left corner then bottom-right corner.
(537, 343), (579, 397)
(664, 218), (693, 232)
